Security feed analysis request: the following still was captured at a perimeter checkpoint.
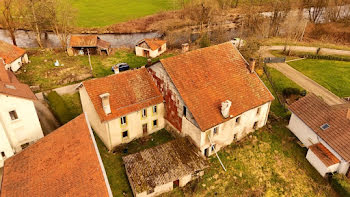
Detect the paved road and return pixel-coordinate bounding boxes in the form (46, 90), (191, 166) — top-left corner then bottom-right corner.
(260, 47), (346, 106)
(34, 100), (60, 135)
(35, 83), (80, 100)
(262, 45), (350, 57)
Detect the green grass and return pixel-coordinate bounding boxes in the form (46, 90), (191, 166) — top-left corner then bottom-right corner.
(287, 59), (350, 97)
(269, 50), (302, 61)
(60, 93), (83, 118)
(16, 49), (175, 91)
(71, 0), (181, 27)
(95, 129), (175, 197)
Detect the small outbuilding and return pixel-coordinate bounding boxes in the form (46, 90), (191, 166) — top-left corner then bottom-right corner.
(0, 41), (28, 72)
(123, 137), (208, 197)
(135, 38), (166, 58)
(68, 35), (111, 56)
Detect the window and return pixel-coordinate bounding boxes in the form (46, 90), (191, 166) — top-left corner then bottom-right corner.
(213, 127), (219, 135)
(142, 109), (147, 118)
(235, 117), (241, 124)
(253, 121), (258, 129)
(153, 119), (158, 127)
(257, 107), (261, 115)
(211, 144), (216, 152)
(21, 142), (30, 150)
(1, 152), (5, 158)
(121, 116), (126, 125)
(122, 131), (128, 138)
(183, 106), (187, 116)
(320, 123), (330, 130)
(153, 105), (157, 114)
(9, 110), (18, 120)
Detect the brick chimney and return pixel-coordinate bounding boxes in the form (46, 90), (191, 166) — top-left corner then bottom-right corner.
(347, 108), (350, 120)
(99, 93), (111, 115)
(0, 60), (10, 83)
(221, 100), (232, 118)
(182, 43), (189, 53)
(249, 58), (256, 73)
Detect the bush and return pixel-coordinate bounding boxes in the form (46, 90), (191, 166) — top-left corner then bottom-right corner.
(301, 54), (350, 62)
(331, 174), (350, 197)
(46, 91), (74, 125)
(199, 33), (211, 48)
(282, 87), (301, 98)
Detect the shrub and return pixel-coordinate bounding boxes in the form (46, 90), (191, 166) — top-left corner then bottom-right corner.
(331, 174), (350, 197)
(300, 54), (350, 62)
(282, 87), (301, 98)
(199, 33), (211, 48)
(46, 91), (74, 125)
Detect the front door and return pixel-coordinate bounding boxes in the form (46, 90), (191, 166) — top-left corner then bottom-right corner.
(143, 124), (148, 135)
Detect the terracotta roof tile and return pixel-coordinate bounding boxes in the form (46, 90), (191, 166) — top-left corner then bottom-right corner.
(289, 94), (350, 161)
(83, 68), (163, 122)
(0, 114), (111, 197)
(123, 137), (208, 193)
(160, 42), (274, 131)
(141, 39), (166, 51)
(0, 41), (26, 64)
(0, 61), (36, 100)
(70, 35), (99, 47)
(309, 143), (340, 167)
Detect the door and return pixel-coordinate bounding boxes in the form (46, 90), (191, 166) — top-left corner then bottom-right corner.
(173, 179), (179, 187)
(144, 50), (150, 57)
(143, 124), (148, 135)
(204, 148), (209, 157)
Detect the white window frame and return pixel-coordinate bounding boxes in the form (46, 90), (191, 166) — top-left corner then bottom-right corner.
(121, 116), (127, 125)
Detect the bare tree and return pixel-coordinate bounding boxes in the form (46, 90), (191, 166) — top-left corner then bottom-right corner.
(324, 0), (349, 22)
(0, 0), (20, 45)
(268, 0), (291, 37)
(303, 0), (329, 23)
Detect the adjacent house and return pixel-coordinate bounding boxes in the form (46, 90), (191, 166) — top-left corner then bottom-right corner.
(147, 42), (274, 156)
(123, 137), (208, 197)
(135, 39), (166, 58)
(79, 68), (165, 150)
(288, 93), (350, 177)
(0, 41), (29, 72)
(0, 61), (43, 168)
(0, 114), (113, 197)
(68, 35), (111, 56)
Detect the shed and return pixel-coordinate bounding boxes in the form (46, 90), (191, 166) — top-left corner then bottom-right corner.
(68, 35), (111, 56)
(135, 39), (166, 58)
(123, 137), (208, 197)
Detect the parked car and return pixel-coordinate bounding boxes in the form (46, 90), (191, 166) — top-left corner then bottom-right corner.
(112, 63), (130, 74)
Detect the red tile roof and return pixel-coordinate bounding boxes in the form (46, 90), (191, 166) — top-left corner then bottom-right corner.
(0, 61), (36, 100)
(160, 42), (274, 131)
(97, 39), (111, 49)
(70, 35), (99, 47)
(289, 94), (350, 161)
(0, 40), (26, 64)
(139, 39), (166, 51)
(83, 68), (163, 122)
(309, 143), (340, 167)
(0, 114), (112, 197)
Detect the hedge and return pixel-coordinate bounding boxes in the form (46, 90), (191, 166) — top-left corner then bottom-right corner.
(301, 54), (350, 62)
(46, 91), (74, 125)
(331, 174), (350, 197)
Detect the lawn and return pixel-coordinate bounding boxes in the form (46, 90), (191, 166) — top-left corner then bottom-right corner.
(16, 49), (175, 92)
(71, 0), (181, 27)
(287, 59), (350, 97)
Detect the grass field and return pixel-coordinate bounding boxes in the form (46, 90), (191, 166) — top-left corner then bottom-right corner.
(287, 59), (350, 97)
(71, 0), (181, 27)
(16, 49), (175, 92)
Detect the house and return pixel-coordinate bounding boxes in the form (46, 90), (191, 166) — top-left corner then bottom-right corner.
(288, 93), (350, 177)
(135, 39), (166, 58)
(123, 137), (208, 197)
(79, 68), (165, 150)
(0, 41), (29, 72)
(0, 114), (113, 197)
(147, 42), (274, 157)
(68, 35), (111, 56)
(0, 61), (43, 168)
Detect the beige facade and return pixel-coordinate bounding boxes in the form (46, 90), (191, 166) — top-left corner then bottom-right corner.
(79, 86), (165, 150)
(135, 43), (166, 58)
(4, 54), (29, 72)
(0, 94), (43, 167)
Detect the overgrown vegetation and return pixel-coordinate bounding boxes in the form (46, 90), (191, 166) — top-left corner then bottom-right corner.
(46, 91), (75, 124)
(331, 174), (350, 197)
